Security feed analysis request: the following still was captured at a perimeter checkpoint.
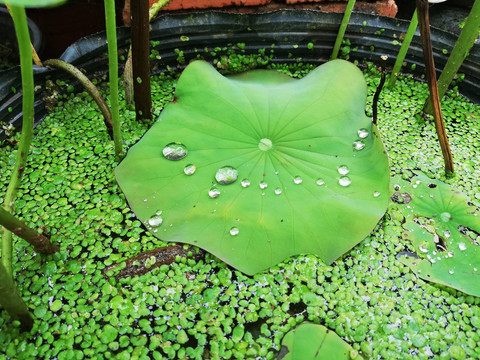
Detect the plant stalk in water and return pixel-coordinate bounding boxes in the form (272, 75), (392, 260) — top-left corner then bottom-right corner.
(330, 0), (356, 60)
(43, 59), (114, 139)
(424, 0), (480, 114)
(0, 206), (59, 254)
(104, 0), (123, 156)
(416, 0), (454, 174)
(1, 5), (35, 277)
(0, 261), (33, 332)
(131, 0), (152, 121)
(388, 9), (418, 88)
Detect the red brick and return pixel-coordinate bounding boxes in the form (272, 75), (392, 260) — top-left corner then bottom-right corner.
(162, 0), (271, 11)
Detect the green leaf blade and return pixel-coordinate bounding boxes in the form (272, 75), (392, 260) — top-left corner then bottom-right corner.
(116, 60), (390, 275)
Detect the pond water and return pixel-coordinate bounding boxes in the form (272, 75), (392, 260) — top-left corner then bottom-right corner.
(0, 61), (479, 359)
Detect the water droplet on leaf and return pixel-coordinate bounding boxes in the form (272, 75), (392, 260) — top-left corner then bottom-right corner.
(358, 128), (369, 138)
(163, 142), (188, 160)
(419, 242), (429, 253)
(316, 178), (325, 186)
(373, 191), (381, 197)
(215, 166), (238, 184)
(259, 181), (268, 189)
(184, 164), (196, 175)
(274, 188), (282, 195)
(148, 215), (163, 227)
(241, 179), (251, 188)
(339, 176), (351, 187)
(258, 138), (273, 151)
(353, 140), (365, 151)
(440, 212), (451, 222)
(209, 188), (220, 198)
(459, 242), (467, 251)
(338, 165), (349, 175)
(293, 176), (303, 184)
(230, 227), (239, 236)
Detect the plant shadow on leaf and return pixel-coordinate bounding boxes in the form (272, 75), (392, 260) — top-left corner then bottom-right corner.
(115, 59), (390, 275)
(392, 171), (480, 297)
(277, 322), (363, 360)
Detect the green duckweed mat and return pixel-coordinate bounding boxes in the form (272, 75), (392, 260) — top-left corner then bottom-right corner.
(0, 61), (480, 360)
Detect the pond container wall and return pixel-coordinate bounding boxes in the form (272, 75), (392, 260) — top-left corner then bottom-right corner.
(0, 10), (479, 141)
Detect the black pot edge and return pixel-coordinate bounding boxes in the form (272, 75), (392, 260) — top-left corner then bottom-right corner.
(0, 10), (478, 142)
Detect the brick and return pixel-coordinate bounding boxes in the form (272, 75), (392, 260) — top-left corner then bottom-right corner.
(162, 0), (272, 11)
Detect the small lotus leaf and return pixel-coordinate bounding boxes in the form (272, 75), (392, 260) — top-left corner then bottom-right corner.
(115, 60), (389, 275)
(392, 171), (480, 296)
(278, 322), (362, 360)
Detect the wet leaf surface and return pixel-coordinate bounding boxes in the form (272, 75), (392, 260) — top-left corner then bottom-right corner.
(116, 60), (390, 275)
(278, 322), (362, 360)
(393, 171), (480, 296)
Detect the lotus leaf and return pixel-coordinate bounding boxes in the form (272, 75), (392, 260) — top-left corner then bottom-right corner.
(392, 171), (480, 297)
(115, 60), (389, 275)
(278, 322), (363, 360)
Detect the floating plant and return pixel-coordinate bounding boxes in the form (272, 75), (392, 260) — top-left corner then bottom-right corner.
(393, 171), (480, 297)
(278, 322), (363, 360)
(115, 60), (389, 275)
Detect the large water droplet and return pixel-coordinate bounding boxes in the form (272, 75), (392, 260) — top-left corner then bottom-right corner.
(353, 140), (365, 151)
(258, 138), (273, 151)
(338, 165), (349, 175)
(163, 142), (188, 160)
(274, 188), (282, 195)
(418, 241), (429, 253)
(339, 176), (351, 187)
(316, 178), (325, 186)
(241, 179), (251, 188)
(184, 164), (196, 175)
(148, 215), (163, 227)
(358, 128), (369, 138)
(259, 181), (268, 189)
(458, 242), (467, 251)
(215, 166), (238, 185)
(293, 176), (303, 184)
(230, 227), (239, 236)
(440, 212), (451, 222)
(209, 188), (220, 198)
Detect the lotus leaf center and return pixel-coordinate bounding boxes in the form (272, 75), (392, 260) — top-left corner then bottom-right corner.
(258, 138), (273, 151)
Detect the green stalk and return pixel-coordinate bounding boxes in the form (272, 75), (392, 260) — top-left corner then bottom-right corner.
(330, 0), (356, 60)
(0, 206), (58, 254)
(149, 0), (172, 21)
(424, 0), (480, 114)
(104, 0), (123, 157)
(44, 59), (114, 139)
(388, 10), (418, 88)
(0, 261), (33, 332)
(1, 5), (34, 277)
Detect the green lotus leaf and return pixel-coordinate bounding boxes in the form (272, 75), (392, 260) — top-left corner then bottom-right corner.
(278, 323), (363, 360)
(392, 171), (480, 296)
(0, 0), (66, 7)
(115, 60), (389, 275)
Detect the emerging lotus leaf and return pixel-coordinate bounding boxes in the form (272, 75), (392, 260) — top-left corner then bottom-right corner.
(278, 322), (363, 360)
(115, 60), (389, 275)
(392, 171), (480, 297)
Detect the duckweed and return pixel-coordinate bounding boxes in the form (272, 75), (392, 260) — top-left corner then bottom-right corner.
(0, 58), (480, 359)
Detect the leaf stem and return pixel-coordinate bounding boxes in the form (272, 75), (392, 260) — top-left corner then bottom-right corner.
(104, 0), (123, 157)
(330, 0), (356, 60)
(416, 0), (454, 175)
(0, 261), (33, 332)
(424, 0), (480, 114)
(131, 0), (152, 122)
(1, 6), (35, 277)
(388, 10), (418, 88)
(43, 59), (114, 139)
(0, 206), (59, 254)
